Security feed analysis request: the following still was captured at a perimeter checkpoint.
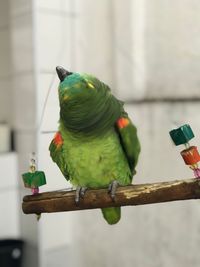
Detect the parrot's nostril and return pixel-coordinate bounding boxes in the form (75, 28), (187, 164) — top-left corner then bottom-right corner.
(56, 66), (73, 82)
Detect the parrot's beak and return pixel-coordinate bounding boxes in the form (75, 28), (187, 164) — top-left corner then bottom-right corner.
(56, 66), (72, 82)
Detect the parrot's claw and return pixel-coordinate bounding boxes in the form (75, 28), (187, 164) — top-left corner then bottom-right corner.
(75, 186), (87, 204)
(108, 180), (119, 200)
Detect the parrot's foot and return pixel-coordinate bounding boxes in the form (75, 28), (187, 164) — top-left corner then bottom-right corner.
(108, 180), (119, 200)
(75, 186), (87, 204)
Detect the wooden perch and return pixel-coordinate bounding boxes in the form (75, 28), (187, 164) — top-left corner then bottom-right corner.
(22, 178), (200, 215)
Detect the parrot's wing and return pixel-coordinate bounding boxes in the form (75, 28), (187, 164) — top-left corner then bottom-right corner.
(49, 132), (70, 180)
(116, 113), (141, 177)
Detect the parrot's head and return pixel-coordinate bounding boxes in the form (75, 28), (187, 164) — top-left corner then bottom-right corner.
(55, 66), (122, 135)
(56, 66), (101, 106)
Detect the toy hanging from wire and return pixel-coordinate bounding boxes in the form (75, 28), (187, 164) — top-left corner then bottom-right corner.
(21, 65), (58, 195)
(169, 124), (200, 178)
(22, 153), (46, 195)
(21, 16), (70, 197)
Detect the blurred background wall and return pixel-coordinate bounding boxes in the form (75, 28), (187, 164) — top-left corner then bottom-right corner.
(1, 0), (200, 266)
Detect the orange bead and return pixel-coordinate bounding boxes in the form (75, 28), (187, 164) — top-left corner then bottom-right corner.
(180, 146), (200, 165)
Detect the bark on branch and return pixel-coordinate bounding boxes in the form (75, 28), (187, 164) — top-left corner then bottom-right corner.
(22, 178), (200, 215)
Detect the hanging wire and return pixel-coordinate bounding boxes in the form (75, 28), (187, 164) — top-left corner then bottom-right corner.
(36, 6), (74, 135)
(28, 7), (75, 172)
(36, 74), (57, 133)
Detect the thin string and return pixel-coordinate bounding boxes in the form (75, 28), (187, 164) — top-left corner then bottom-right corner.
(36, 73), (57, 133)
(29, 8), (72, 167)
(36, 1), (74, 134)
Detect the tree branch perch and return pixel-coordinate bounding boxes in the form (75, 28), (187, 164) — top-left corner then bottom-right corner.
(22, 178), (200, 215)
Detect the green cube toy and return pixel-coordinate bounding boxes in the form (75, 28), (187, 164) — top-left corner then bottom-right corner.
(169, 124), (194, 146)
(22, 171), (46, 189)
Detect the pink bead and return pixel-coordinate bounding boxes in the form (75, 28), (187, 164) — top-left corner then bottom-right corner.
(193, 168), (200, 178)
(31, 188), (39, 194)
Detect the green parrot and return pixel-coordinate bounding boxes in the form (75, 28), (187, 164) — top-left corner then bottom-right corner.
(49, 66), (141, 224)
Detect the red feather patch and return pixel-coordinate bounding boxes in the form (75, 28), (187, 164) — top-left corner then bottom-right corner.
(53, 132), (63, 147)
(117, 117), (129, 129)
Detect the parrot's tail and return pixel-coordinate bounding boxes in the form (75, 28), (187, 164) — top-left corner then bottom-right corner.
(101, 207), (121, 225)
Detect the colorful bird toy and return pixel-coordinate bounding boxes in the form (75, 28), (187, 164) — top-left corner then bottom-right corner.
(169, 124), (200, 178)
(22, 153), (46, 194)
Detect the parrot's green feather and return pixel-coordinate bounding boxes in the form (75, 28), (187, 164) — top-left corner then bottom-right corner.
(59, 73), (123, 136)
(49, 71), (140, 224)
(57, 120), (131, 188)
(101, 207), (121, 225)
(49, 138), (70, 180)
(116, 114), (141, 176)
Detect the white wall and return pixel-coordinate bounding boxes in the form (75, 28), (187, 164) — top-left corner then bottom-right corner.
(0, 153), (19, 239)
(0, 0), (11, 122)
(0, 0), (20, 242)
(145, 0), (200, 98)
(8, 1), (39, 266)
